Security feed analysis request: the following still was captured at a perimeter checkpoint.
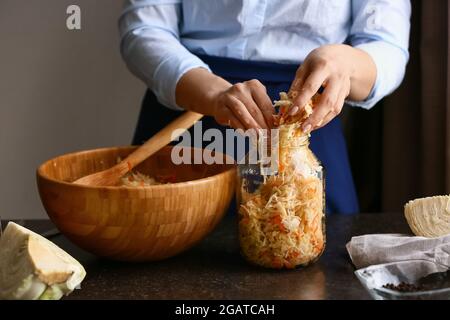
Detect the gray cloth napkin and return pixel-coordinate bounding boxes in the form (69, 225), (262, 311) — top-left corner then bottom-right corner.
(346, 233), (450, 269)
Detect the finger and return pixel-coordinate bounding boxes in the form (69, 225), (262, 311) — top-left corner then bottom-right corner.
(317, 87), (348, 129)
(237, 92), (270, 130)
(302, 77), (341, 132)
(288, 105), (299, 116)
(228, 117), (246, 131)
(292, 68), (328, 114)
(289, 64), (308, 96)
(317, 112), (336, 131)
(215, 106), (246, 130)
(248, 81), (276, 128)
(226, 95), (262, 130)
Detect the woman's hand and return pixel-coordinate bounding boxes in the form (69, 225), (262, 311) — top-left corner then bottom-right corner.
(289, 44), (377, 133)
(211, 80), (275, 130)
(176, 68), (275, 130)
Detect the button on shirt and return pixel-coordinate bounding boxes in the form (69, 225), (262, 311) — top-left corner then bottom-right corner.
(119, 0), (411, 110)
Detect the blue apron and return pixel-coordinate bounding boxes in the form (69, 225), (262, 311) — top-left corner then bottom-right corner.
(133, 55), (359, 215)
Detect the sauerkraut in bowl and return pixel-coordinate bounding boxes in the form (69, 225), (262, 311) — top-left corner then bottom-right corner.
(121, 171), (177, 187)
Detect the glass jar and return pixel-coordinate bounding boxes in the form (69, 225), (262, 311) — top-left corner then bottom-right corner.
(237, 125), (326, 269)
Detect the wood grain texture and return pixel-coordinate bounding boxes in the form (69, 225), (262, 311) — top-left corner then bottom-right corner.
(74, 111), (204, 186)
(37, 146), (236, 261)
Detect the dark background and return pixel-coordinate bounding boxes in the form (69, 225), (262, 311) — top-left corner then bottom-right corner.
(343, 0), (450, 213)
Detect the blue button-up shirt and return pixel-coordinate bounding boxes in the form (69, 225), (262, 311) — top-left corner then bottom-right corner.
(119, 0), (411, 111)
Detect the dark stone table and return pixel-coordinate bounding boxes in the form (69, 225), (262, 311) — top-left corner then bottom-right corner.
(16, 213), (410, 300)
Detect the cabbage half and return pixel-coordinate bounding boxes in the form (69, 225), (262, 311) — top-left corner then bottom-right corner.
(404, 196), (450, 238)
(0, 222), (86, 300)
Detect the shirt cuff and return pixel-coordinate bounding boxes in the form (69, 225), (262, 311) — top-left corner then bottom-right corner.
(345, 41), (408, 110)
(345, 72), (380, 110)
(153, 54), (211, 111)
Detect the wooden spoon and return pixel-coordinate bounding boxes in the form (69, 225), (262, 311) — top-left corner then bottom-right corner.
(74, 111), (204, 186)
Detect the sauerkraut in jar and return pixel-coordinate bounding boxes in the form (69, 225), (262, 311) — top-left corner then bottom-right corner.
(237, 92), (325, 269)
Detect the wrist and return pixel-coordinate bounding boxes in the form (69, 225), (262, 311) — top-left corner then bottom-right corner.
(203, 78), (231, 112)
(347, 46), (377, 101)
(337, 44), (358, 79)
(176, 68), (231, 116)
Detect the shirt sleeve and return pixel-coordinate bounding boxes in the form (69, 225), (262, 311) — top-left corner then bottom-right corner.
(346, 0), (411, 109)
(119, 0), (211, 111)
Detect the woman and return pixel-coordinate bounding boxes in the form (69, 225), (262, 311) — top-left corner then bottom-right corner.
(119, 0), (411, 214)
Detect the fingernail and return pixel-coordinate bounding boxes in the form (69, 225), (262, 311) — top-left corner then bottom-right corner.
(302, 124), (312, 133)
(288, 106), (299, 116)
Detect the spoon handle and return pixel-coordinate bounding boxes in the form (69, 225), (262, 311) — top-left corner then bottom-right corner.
(123, 111), (203, 170)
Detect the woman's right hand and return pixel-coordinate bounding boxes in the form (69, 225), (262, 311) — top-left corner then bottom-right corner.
(176, 68), (275, 131)
(210, 80), (275, 130)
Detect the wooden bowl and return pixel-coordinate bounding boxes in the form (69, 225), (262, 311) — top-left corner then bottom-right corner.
(37, 146), (236, 261)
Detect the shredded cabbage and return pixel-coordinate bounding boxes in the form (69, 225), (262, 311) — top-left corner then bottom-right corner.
(239, 92), (325, 269)
(121, 172), (162, 187)
(121, 171), (176, 187)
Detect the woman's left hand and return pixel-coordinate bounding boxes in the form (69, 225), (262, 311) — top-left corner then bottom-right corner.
(289, 44), (376, 133)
